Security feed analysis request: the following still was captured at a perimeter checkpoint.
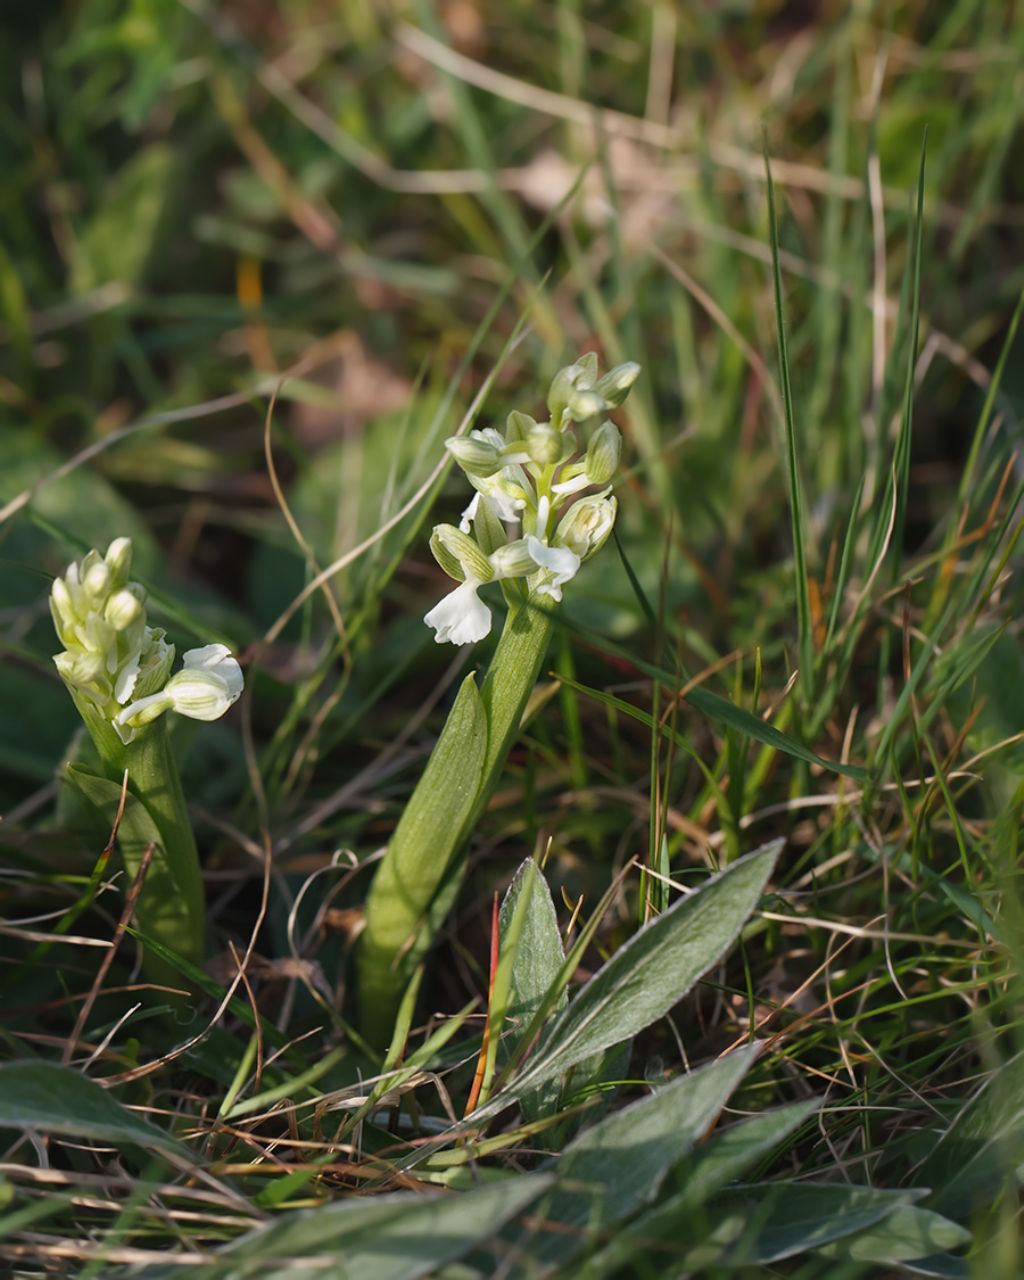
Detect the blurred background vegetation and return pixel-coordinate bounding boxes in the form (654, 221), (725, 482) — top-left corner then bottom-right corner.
(1, 0), (1022, 1274)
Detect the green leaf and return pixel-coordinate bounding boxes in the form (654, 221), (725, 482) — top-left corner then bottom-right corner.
(359, 673), (488, 1046)
(0, 1061), (185, 1156)
(667, 1099), (819, 1213)
(70, 144), (175, 294)
(150, 1174), (552, 1280)
(495, 840), (781, 1107)
(579, 1100), (818, 1277)
(765, 145), (814, 706)
(700, 1182), (923, 1266)
(918, 1050), (1024, 1215)
(499, 857), (566, 1032)
(818, 1205), (970, 1264)
(559, 673), (865, 781)
(531, 1044), (762, 1264)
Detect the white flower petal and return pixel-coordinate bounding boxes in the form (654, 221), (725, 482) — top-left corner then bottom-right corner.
(526, 536), (580, 603)
(115, 689), (173, 738)
(459, 491), (481, 534)
(165, 669), (240, 721)
(423, 580), (492, 646)
(182, 644), (244, 702)
(551, 471), (592, 496)
(114, 651), (141, 704)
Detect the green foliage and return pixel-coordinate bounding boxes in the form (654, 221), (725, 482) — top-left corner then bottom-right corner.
(0, 1061), (186, 1155)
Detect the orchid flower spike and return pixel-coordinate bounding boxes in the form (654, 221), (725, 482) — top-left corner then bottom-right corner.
(425, 355), (640, 644)
(51, 538), (245, 744)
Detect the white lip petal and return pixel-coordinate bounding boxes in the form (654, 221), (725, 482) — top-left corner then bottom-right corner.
(424, 580), (492, 646)
(527, 536), (580, 577)
(526, 536), (580, 603)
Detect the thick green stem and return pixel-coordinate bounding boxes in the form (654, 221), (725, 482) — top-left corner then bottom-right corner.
(124, 721), (205, 964)
(69, 696), (205, 973)
(358, 597), (556, 1047)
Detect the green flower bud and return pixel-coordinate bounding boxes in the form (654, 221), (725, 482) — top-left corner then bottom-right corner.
(585, 421), (621, 484)
(567, 388), (607, 423)
(430, 524), (494, 584)
(595, 361), (641, 407)
(555, 490), (617, 561)
(54, 648), (106, 690)
(489, 538), (536, 579)
(547, 353), (598, 423)
(104, 587), (144, 631)
(104, 536), (133, 587)
(82, 555), (111, 601)
(50, 578), (78, 646)
(472, 494), (507, 556)
(445, 430), (503, 477)
(525, 421), (563, 465)
(505, 410), (535, 443)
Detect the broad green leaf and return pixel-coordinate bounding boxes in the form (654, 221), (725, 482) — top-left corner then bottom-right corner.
(499, 857), (566, 1031)
(818, 1205), (970, 1264)
(494, 841), (781, 1108)
(579, 1100), (818, 1277)
(150, 1174), (552, 1280)
(497, 858), (567, 1120)
(531, 1044), (762, 1264)
(918, 1050), (1024, 1215)
(0, 1061), (185, 1156)
(698, 1182), (923, 1267)
(667, 1099), (819, 1213)
(359, 673), (488, 1046)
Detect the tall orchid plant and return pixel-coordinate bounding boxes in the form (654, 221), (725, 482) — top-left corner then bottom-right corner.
(358, 353), (640, 1044)
(51, 538), (243, 974)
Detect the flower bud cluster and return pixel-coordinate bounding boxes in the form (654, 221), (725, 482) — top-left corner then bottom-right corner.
(51, 538), (243, 745)
(425, 355), (639, 645)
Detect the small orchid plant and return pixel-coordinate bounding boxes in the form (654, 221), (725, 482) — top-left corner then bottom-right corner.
(359, 353), (641, 1044)
(424, 352), (639, 646)
(51, 537), (243, 972)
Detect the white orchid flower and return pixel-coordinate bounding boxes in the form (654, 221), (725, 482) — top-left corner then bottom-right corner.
(424, 579), (493, 646)
(165, 645), (244, 719)
(116, 643), (243, 737)
(425, 356), (639, 644)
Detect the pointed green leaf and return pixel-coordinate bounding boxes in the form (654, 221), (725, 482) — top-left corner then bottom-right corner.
(532, 1044), (762, 1264)
(579, 1100), (818, 1277)
(499, 857), (566, 1032)
(919, 1050), (1024, 1215)
(496, 841), (781, 1107)
(150, 1174), (552, 1280)
(818, 1205), (970, 1264)
(703, 1182), (924, 1266)
(0, 1061), (186, 1156)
